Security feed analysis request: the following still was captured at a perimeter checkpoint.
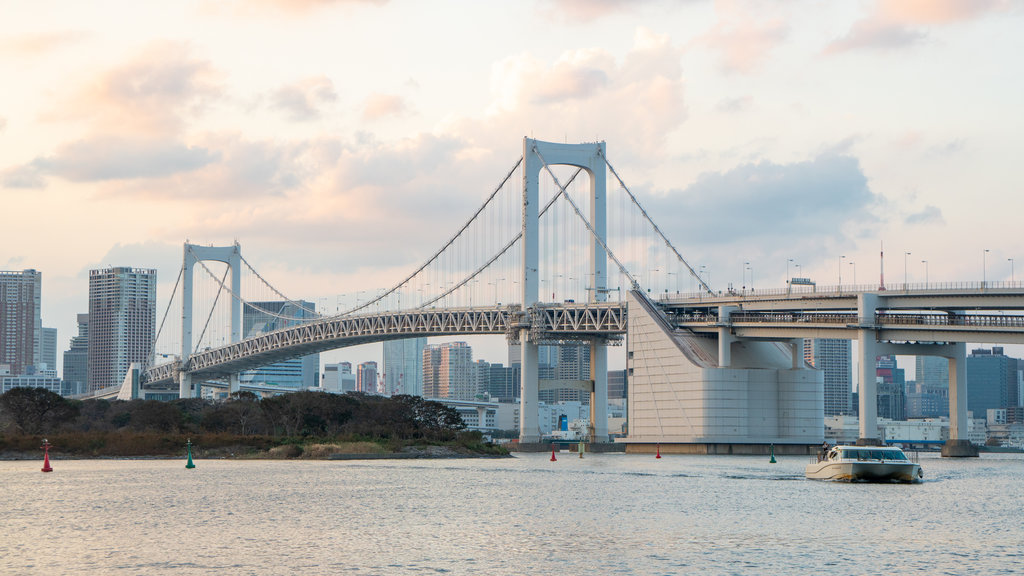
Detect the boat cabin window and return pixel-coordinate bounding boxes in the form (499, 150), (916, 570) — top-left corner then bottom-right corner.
(839, 448), (908, 460)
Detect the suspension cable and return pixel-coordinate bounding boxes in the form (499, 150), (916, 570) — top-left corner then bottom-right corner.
(418, 168), (583, 308)
(339, 156), (525, 316)
(601, 152), (714, 295)
(533, 145), (641, 291)
(187, 245), (313, 322)
(240, 254), (320, 317)
(194, 265), (231, 352)
(151, 264), (183, 365)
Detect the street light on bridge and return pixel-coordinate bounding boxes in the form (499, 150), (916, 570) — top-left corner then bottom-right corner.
(1009, 258), (1015, 284)
(903, 251), (911, 288)
(849, 261), (856, 286)
(984, 249), (990, 287)
(922, 260), (928, 285)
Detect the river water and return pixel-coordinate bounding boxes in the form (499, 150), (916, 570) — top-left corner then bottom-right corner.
(2, 451), (1021, 575)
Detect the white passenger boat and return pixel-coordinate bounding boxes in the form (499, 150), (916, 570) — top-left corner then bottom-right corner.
(805, 445), (923, 483)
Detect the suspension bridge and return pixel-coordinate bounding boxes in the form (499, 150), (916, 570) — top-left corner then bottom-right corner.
(134, 138), (1024, 456)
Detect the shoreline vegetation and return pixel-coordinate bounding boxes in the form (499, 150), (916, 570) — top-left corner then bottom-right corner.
(0, 388), (510, 460)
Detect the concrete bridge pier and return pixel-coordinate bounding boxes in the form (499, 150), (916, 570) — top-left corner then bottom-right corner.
(857, 293), (882, 446)
(178, 371), (193, 399)
(857, 292), (976, 456)
(943, 341), (978, 457)
(229, 373), (241, 395)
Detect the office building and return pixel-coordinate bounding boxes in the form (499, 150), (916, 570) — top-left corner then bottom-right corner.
(62, 314), (89, 392)
(967, 347), (1022, 415)
(322, 362), (356, 394)
(804, 338), (852, 416)
(0, 269), (42, 377)
(486, 362), (519, 402)
(40, 327), (57, 373)
(239, 300), (319, 389)
(608, 369), (627, 400)
(87, 267), (156, 392)
(875, 356), (906, 421)
(423, 342), (474, 400)
(357, 361), (379, 393)
(509, 342), (592, 404)
(383, 337), (426, 396)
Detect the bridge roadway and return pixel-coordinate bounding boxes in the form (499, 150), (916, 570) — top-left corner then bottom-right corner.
(143, 302), (627, 386)
(146, 283), (1024, 387)
(661, 283), (1024, 344)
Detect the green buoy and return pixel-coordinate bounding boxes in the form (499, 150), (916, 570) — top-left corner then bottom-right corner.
(185, 438), (196, 469)
(769, 443), (777, 464)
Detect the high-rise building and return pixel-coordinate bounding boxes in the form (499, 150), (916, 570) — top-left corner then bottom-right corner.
(62, 314), (89, 393)
(474, 359), (491, 399)
(509, 342), (592, 403)
(239, 300), (319, 389)
(804, 338), (852, 416)
(442, 342), (475, 400)
(908, 355), (950, 418)
(0, 269), (42, 377)
(87, 267), (156, 392)
(383, 337), (426, 396)
(423, 342), (474, 400)
(40, 327), (57, 373)
(875, 355), (906, 421)
(967, 347), (1021, 415)
(608, 369), (627, 400)
(486, 362), (519, 402)
(323, 362), (357, 394)
(357, 361), (378, 393)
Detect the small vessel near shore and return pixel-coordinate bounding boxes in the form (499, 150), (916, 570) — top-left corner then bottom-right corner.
(805, 445), (923, 483)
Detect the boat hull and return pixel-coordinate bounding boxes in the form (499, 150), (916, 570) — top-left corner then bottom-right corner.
(805, 461), (922, 483)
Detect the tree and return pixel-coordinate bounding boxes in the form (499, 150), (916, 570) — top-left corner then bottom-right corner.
(0, 387), (80, 435)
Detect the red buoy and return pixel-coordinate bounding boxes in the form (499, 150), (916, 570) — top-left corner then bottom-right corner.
(550, 444), (557, 462)
(656, 443), (661, 459)
(41, 439), (53, 473)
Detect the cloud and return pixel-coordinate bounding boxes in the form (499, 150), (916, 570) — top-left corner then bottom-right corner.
(876, 0), (1010, 24)
(645, 154), (878, 249)
(2, 161), (49, 189)
(826, 0), (1009, 54)
(271, 76), (338, 121)
(905, 205), (944, 225)
(716, 96), (752, 114)
(82, 241), (182, 281)
(539, 0), (658, 23)
(31, 137), (218, 182)
(825, 19), (927, 54)
(0, 116), (6, 131)
(479, 27), (686, 159)
(697, 1), (789, 73)
(48, 41), (221, 136)
(0, 30), (89, 55)
(361, 93), (409, 121)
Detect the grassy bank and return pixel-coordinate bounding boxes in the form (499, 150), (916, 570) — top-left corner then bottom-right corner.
(0, 430), (509, 460)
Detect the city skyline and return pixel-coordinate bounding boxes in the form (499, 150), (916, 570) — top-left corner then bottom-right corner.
(2, 1), (1022, 371)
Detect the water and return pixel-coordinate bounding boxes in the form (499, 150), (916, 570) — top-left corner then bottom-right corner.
(2, 452), (1021, 575)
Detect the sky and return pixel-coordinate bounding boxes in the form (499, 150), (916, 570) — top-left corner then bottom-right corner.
(2, 0), (1023, 379)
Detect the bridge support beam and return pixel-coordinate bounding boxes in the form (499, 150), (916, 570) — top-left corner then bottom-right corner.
(591, 340), (609, 441)
(857, 293), (881, 445)
(181, 242), (243, 399)
(943, 342), (978, 457)
(718, 306), (739, 367)
(521, 138), (608, 443)
(178, 371), (193, 400)
(228, 373), (240, 395)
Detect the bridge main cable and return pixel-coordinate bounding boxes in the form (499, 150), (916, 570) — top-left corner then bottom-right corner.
(339, 157), (524, 316)
(600, 150), (714, 296)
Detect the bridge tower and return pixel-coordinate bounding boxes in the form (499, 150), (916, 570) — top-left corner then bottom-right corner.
(180, 242), (243, 398)
(521, 138), (610, 443)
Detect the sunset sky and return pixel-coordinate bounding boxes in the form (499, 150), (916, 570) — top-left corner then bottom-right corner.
(2, 0), (1022, 374)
